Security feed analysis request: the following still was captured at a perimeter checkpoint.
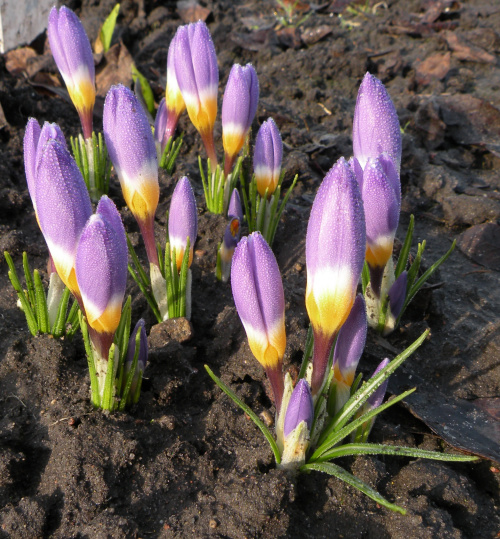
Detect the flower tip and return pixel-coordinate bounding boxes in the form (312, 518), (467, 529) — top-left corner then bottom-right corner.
(284, 379), (313, 437)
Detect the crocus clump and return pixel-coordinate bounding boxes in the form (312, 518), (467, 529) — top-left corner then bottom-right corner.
(48, 6), (96, 140)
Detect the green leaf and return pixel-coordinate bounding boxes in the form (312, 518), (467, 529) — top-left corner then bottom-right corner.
(119, 327), (142, 411)
(23, 252), (36, 312)
(52, 286), (71, 337)
(33, 270), (49, 333)
(361, 261), (370, 294)
(302, 461), (406, 514)
(316, 330), (429, 449)
(98, 3), (120, 54)
(80, 312), (100, 407)
(298, 325), (313, 380)
(313, 442), (479, 462)
(131, 64), (155, 115)
(395, 214), (414, 277)
(205, 365), (281, 464)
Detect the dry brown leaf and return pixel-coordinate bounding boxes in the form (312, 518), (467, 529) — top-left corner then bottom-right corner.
(4, 47), (37, 76)
(95, 41), (134, 98)
(177, 0), (211, 24)
(443, 30), (496, 64)
(415, 51), (451, 85)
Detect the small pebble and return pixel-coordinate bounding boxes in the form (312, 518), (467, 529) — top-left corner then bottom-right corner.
(260, 410), (274, 427)
(209, 519), (218, 529)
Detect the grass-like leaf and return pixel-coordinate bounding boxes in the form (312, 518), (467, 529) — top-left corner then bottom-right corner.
(395, 214), (414, 278)
(302, 461), (406, 514)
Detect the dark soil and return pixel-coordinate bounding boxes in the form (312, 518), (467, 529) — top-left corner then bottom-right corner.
(1, 1), (500, 537)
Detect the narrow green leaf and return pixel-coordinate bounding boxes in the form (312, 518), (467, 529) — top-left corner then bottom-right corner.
(23, 252), (36, 312)
(66, 300), (80, 337)
(80, 312), (100, 407)
(395, 214), (414, 278)
(298, 325), (314, 380)
(302, 462), (406, 514)
(33, 270), (49, 333)
(205, 365), (281, 464)
(52, 286), (71, 337)
(99, 3), (120, 53)
(316, 330), (429, 448)
(119, 327), (142, 411)
(179, 238), (190, 318)
(131, 64), (155, 115)
(361, 261), (370, 294)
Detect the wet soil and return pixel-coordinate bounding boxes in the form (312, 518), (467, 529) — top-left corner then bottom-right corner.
(1, 0), (500, 537)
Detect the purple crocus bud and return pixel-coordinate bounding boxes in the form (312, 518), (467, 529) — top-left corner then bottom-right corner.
(284, 379), (313, 438)
(48, 6), (95, 139)
(103, 84), (160, 267)
(168, 177), (198, 271)
(333, 294), (367, 386)
(305, 157), (366, 395)
(253, 118), (282, 198)
(35, 139), (93, 301)
(388, 271), (407, 320)
(154, 97), (169, 158)
(219, 218), (240, 282)
(75, 196), (128, 359)
(352, 72), (401, 174)
(222, 63), (259, 176)
(367, 358), (390, 409)
(228, 188), (243, 222)
(163, 33), (186, 145)
(231, 232), (286, 412)
(362, 156), (400, 297)
(173, 21), (219, 164)
(122, 318), (148, 402)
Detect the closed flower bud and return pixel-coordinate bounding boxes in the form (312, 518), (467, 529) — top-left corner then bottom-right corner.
(103, 84), (160, 266)
(231, 232), (285, 411)
(168, 177), (198, 271)
(253, 118), (282, 198)
(228, 188), (243, 222)
(284, 379), (313, 438)
(75, 196), (128, 357)
(48, 6), (95, 139)
(388, 271), (407, 320)
(353, 72), (401, 174)
(367, 359), (390, 409)
(362, 156), (400, 295)
(35, 139), (93, 300)
(306, 157), (366, 394)
(173, 21), (219, 163)
(222, 63), (259, 174)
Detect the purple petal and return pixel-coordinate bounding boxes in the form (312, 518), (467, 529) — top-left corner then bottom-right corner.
(333, 294), (367, 382)
(154, 97), (168, 149)
(284, 379), (313, 437)
(231, 232), (286, 369)
(168, 177), (198, 268)
(367, 359), (390, 409)
(126, 318), (148, 371)
(353, 72), (401, 173)
(388, 271), (407, 319)
(362, 157), (400, 269)
(75, 202), (128, 333)
(228, 188), (243, 222)
(35, 139), (93, 291)
(253, 118), (282, 197)
(23, 118), (41, 208)
(103, 85), (159, 222)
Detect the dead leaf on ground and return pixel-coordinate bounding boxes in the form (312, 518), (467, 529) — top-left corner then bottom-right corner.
(457, 223), (500, 271)
(419, 0), (461, 24)
(177, 0), (211, 23)
(4, 47), (37, 76)
(301, 25), (332, 45)
(276, 27), (302, 49)
(95, 41), (134, 98)
(415, 51), (451, 85)
(443, 30), (496, 64)
(232, 29), (275, 52)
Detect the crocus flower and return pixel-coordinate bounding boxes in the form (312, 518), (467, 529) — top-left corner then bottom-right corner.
(168, 177), (198, 271)
(35, 139), (93, 301)
(305, 157), (366, 395)
(352, 72), (401, 174)
(222, 63), (259, 176)
(228, 188), (243, 222)
(154, 97), (169, 159)
(231, 232), (286, 412)
(330, 295), (367, 414)
(284, 379), (314, 438)
(254, 118), (282, 198)
(122, 318), (148, 403)
(362, 156), (400, 296)
(75, 195), (128, 359)
(219, 217), (240, 282)
(24, 119), (67, 216)
(103, 84), (160, 267)
(48, 6), (96, 139)
(173, 21), (219, 164)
